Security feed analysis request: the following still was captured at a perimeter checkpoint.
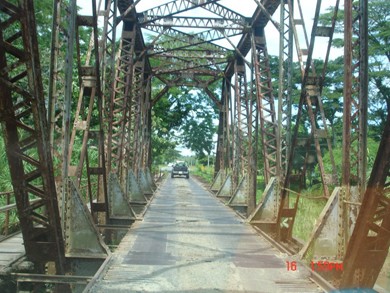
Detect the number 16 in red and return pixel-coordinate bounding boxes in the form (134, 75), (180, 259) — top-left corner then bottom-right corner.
(286, 261), (297, 271)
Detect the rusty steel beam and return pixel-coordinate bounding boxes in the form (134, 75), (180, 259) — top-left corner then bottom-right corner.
(339, 0), (369, 260)
(44, 0), (113, 265)
(339, 0), (387, 288)
(142, 76), (152, 169)
(153, 62), (226, 75)
(214, 80), (225, 176)
(131, 56), (147, 173)
(145, 25), (243, 46)
(224, 0), (281, 77)
(47, 0), (77, 231)
(155, 74), (221, 89)
(276, 0), (339, 243)
(103, 0), (119, 174)
(138, 0), (219, 21)
(110, 31), (137, 184)
(204, 87), (222, 110)
(147, 28), (229, 56)
(140, 15), (246, 30)
(214, 77), (231, 179)
(149, 48), (229, 60)
(138, 0), (248, 27)
(341, 107), (390, 288)
(0, 0), (66, 274)
(151, 85), (170, 107)
(277, 0), (293, 178)
(228, 57), (258, 215)
(342, 0), (368, 197)
(48, 0), (64, 150)
(291, 0), (338, 197)
(232, 59), (246, 197)
(252, 28), (278, 185)
(65, 0), (109, 222)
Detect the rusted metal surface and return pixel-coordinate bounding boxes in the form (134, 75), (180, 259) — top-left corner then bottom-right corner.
(0, 0), (385, 290)
(103, 0), (119, 175)
(0, 0), (66, 274)
(276, 0), (340, 243)
(252, 27), (278, 185)
(341, 82), (390, 288)
(277, 0), (293, 180)
(340, 0), (369, 259)
(214, 78), (231, 178)
(65, 0), (109, 223)
(342, 0), (368, 196)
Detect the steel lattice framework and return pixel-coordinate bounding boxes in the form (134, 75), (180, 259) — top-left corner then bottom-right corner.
(0, 0), (389, 290)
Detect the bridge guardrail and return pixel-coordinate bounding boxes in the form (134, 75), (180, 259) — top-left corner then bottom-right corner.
(0, 191), (19, 239)
(0, 192), (51, 240)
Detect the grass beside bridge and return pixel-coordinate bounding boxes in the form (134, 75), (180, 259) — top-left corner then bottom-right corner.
(190, 165), (326, 242)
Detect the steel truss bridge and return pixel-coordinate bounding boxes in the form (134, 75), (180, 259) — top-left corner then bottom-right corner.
(0, 0), (389, 291)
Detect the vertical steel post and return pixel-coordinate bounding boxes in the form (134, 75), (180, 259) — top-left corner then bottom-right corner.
(339, 0), (388, 288)
(278, 0), (294, 179)
(252, 27), (278, 185)
(64, 0), (109, 222)
(132, 56), (146, 173)
(214, 78), (227, 177)
(341, 0), (368, 257)
(358, 0), (368, 195)
(0, 0), (66, 274)
(103, 0), (119, 174)
(341, 107), (390, 288)
(230, 56), (258, 214)
(342, 0), (353, 194)
(109, 27), (136, 184)
(48, 0), (62, 148)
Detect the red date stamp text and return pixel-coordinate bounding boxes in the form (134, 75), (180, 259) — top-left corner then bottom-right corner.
(286, 261), (344, 272)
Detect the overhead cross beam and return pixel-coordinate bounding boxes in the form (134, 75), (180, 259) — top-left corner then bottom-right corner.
(138, 0), (247, 25)
(145, 25), (243, 47)
(140, 15), (246, 30)
(138, 0), (220, 20)
(146, 26), (229, 53)
(149, 48), (229, 60)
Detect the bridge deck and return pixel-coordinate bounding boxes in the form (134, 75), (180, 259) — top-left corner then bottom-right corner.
(0, 233), (25, 271)
(89, 177), (322, 292)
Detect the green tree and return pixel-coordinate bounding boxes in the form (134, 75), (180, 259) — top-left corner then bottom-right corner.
(320, 0), (390, 137)
(180, 95), (217, 161)
(150, 31), (222, 162)
(151, 86), (218, 165)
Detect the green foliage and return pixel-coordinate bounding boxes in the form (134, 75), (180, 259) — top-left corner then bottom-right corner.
(317, 138), (380, 183)
(151, 85), (218, 164)
(180, 96), (217, 160)
(320, 0), (390, 135)
(151, 135), (180, 165)
(147, 30), (223, 164)
(0, 135), (12, 192)
(191, 165), (214, 184)
(293, 194), (327, 242)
